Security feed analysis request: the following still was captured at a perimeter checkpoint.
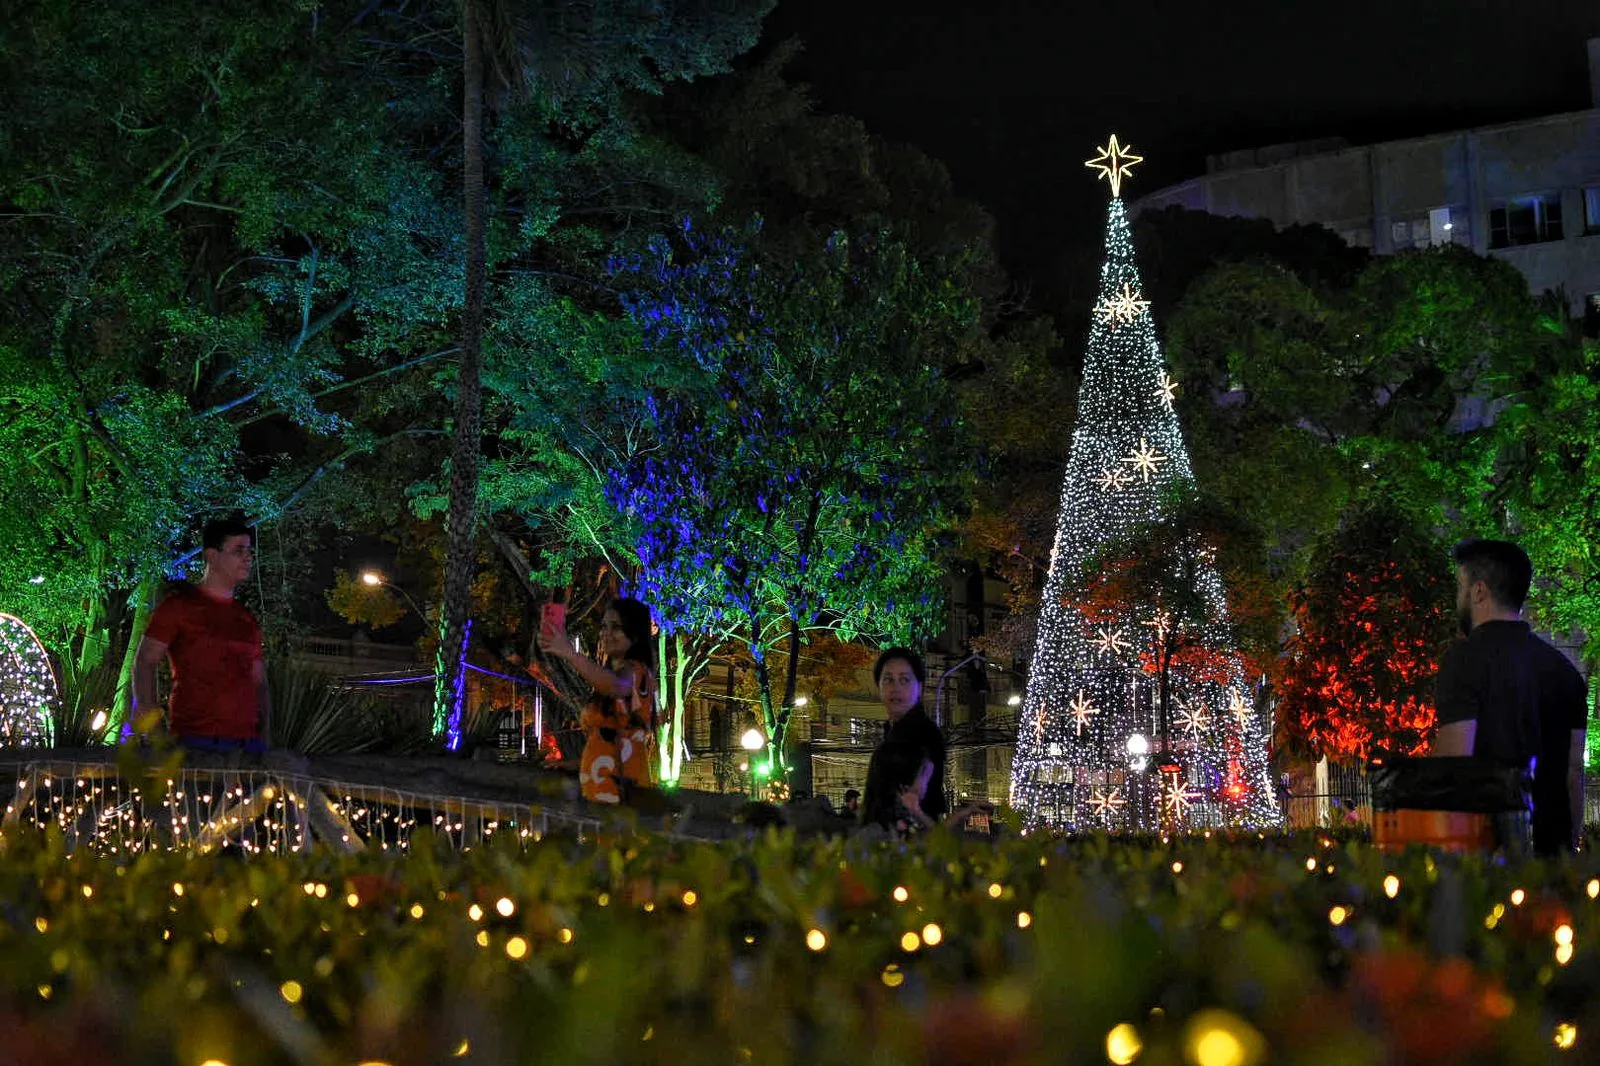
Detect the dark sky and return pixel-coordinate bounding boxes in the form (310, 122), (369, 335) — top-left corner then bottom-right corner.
(762, 0), (1600, 286)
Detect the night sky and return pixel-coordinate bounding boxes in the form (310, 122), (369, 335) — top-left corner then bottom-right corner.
(763, 0), (1600, 287)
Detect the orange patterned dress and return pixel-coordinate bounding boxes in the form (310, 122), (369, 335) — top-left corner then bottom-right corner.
(578, 661), (657, 804)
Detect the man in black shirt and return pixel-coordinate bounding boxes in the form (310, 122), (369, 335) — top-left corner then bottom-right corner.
(1434, 539), (1588, 855)
(874, 647), (947, 819)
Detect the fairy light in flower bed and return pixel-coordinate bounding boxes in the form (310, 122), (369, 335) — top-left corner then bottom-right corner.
(1009, 139), (1278, 834)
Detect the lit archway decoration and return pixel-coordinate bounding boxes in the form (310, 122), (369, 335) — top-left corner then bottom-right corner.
(0, 613), (58, 747)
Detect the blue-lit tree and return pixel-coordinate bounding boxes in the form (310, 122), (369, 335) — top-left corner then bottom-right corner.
(611, 220), (975, 782)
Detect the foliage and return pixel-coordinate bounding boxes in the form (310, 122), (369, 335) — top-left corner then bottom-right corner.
(611, 220), (977, 776)
(1275, 500), (1458, 762)
(0, 823), (1596, 1063)
(1484, 319), (1600, 663)
(324, 572), (409, 633)
(265, 661), (383, 756)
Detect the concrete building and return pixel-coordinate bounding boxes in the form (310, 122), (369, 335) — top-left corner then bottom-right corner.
(1133, 39), (1600, 324)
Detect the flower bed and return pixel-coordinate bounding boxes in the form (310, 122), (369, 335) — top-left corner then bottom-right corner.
(0, 827), (1592, 1064)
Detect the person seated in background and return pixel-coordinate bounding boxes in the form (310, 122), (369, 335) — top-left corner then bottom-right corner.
(840, 788), (861, 819)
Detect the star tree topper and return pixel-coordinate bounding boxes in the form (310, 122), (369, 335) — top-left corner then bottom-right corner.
(1085, 135), (1143, 198)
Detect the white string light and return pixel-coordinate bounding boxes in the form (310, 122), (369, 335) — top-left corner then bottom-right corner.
(1010, 141), (1279, 833)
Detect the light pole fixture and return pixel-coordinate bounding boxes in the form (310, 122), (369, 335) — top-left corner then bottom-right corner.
(740, 727), (765, 752)
(358, 569), (426, 620)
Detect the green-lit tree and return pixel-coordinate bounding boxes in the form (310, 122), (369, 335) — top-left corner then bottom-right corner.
(0, 2), (463, 727)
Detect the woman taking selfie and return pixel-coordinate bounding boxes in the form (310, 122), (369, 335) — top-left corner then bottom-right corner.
(540, 598), (658, 804)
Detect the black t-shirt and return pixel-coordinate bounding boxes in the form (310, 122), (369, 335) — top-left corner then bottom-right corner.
(885, 707), (947, 818)
(1435, 620), (1588, 850)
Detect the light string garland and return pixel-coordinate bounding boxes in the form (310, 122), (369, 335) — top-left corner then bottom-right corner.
(1009, 138), (1280, 833)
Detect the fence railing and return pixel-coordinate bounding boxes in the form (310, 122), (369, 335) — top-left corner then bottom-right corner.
(0, 753), (606, 857)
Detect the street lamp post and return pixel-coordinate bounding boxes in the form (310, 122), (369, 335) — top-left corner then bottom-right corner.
(360, 570), (427, 621)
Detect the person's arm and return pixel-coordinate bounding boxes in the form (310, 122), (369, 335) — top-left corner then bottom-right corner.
(539, 627), (634, 698)
(1568, 726), (1586, 850)
(131, 636), (170, 733)
(1431, 644), (1478, 757)
(254, 657), (273, 745)
(896, 787), (936, 831)
(1434, 720), (1477, 757)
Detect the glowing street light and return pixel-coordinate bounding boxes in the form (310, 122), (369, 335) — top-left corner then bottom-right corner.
(358, 570), (425, 620)
(1007, 693), (1023, 706)
(740, 727), (766, 752)
(794, 695), (809, 707)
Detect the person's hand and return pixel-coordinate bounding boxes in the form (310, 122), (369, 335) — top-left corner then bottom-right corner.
(898, 786), (923, 815)
(537, 626), (573, 660)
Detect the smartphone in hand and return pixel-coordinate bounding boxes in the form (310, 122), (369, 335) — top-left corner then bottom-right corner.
(540, 602), (567, 639)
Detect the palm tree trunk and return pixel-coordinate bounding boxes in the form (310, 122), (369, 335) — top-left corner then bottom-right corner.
(434, 0), (489, 746)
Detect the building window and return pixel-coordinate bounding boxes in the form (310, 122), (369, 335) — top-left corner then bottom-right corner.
(1489, 194), (1563, 248)
(1585, 187), (1600, 234)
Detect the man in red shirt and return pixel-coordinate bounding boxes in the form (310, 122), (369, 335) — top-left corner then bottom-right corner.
(134, 518), (273, 751)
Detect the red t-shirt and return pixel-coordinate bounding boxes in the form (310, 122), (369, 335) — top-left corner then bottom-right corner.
(144, 585), (264, 741)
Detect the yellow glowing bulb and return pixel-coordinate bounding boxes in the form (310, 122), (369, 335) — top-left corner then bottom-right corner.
(198, 1061), (231, 1066)
(558, 927), (574, 944)
(1193, 1028), (1245, 1066)
(1555, 1022), (1578, 1050)
(921, 923), (944, 946)
(475, 930), (490, 948)
(900, 931), (921, 952)
(496, 897), (515, 917)
(682, 890), (698, 907)
(81, 885), (93, 898)
(346, 893), (360, 908)
(468, 904), (484, 922)
(280, 980), (303, 1004)
(313, 883), (327, 899)
(987, 882), (1004, 899)
(881, 965), (904, 988)
(1171, 861), (1183, 875)
(1328, 906), (1349, 927)
(1304, 857), (1317, 872)
(409, 904), (425, 920)
(302, 882), (316, 895)
(1511, 888), (1526, 906)
(892, 885), (909, 903)
(34, 918), (47, 933)
(1106, 1022), (1143, 1065)
(505, 936), (529, 959)
(1588, 880), (1599, 900)
(1557, 942), (1575, 965)
(452, 1039), (471, 1058)
(806, 928), (828, 951)
(1383, 875), (1400, 898)
(1017, 911), (1033, 929)
(1556, 924), (1575, 946)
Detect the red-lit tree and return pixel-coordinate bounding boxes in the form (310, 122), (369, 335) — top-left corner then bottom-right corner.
(1275, 500), (1457, 763)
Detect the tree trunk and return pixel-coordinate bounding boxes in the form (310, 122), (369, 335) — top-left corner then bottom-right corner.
(435, 0), (489, 747)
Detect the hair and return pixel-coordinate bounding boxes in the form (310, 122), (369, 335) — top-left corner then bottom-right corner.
(1452, 539), (1533, 611)
(873, 646), (926, 687)
(201, 517), (254, 552)
(843, 788), (860, 803)
(860, 739), (932, 827)
(608, 597), (656, 671)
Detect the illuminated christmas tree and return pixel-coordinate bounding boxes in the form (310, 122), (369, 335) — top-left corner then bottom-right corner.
(1009, 137), (1279, 832)
(0, 613), (58, 747)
